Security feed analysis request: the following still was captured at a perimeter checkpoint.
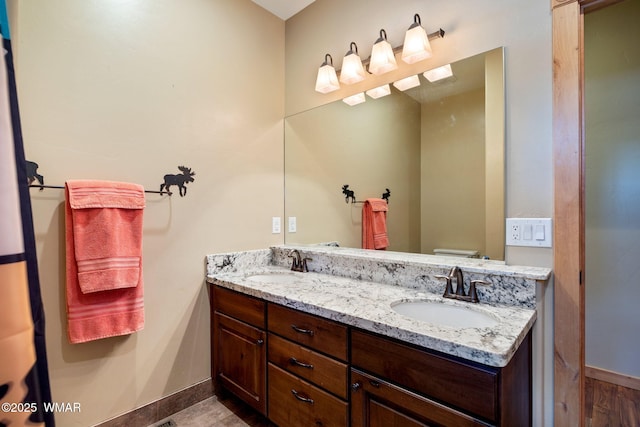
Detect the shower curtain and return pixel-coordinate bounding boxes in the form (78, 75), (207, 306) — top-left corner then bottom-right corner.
(0, 2), (55, 426)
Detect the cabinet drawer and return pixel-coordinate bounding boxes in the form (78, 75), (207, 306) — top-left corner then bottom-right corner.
(351, 369), (490, 427)
(351, 330), (498, 423)
(268, 333), (348, 399)
(268, 304), (348, 361)
(268, 363), (348, 427)
(213, 285), (265, 328)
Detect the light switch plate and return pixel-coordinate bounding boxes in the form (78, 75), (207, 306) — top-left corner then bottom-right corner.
(272, 217), (281, 234)
(506, 218), (552, 247)
(288, 216), (297, 233)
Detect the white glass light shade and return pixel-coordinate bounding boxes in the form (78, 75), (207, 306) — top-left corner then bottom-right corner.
(366, 84), (391, 99)
(340, 42), (366, 85)
(315, 54), (340, 94)
(369, 30), (398, 75)
(401, 14), (433, 64)
(423, 64), (453, 82)
(393, 75), (420, 91)
(342, 92), (366, 106)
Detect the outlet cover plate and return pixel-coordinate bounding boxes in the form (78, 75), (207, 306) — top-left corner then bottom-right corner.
(506, 218), (552, 247)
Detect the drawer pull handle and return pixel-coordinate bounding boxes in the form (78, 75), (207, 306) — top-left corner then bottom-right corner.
(291, 389), (314, 404)
(291, 324), (315, 336)
(289, 357), (314, 369)
(369, 380), (381, 388)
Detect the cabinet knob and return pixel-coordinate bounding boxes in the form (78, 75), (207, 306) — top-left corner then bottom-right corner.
(351, 382), (362, 391)
(256, 339), (264, 345)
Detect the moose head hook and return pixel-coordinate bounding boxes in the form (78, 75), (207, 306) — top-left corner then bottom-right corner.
(160, 166), (195, 197)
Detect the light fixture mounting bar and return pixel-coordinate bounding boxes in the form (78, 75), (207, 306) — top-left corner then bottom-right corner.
(334, 28), (445, 73)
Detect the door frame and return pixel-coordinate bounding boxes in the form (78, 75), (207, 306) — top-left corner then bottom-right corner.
(551, 0), (623, 425)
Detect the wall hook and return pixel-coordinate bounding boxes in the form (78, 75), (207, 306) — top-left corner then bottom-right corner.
(160, 166), (196, 197)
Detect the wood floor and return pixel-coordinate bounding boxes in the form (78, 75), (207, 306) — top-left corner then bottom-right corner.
(585, 377), (640, 427)
(149, 378), (640, 427)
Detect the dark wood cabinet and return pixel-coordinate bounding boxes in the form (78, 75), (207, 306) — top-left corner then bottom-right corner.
(211, 286), (267, 415)
(210, 283), (532, 426)
(351, 329), (532, 426)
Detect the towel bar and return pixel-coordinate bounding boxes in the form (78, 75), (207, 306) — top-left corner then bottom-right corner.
(341, 184), (390, 204)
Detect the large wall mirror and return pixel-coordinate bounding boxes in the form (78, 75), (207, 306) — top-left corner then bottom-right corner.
(284, 47), (505, 260)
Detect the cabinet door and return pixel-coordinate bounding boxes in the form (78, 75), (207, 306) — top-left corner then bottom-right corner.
(350, 369), (491, 427)
(214, 311), (266, 415)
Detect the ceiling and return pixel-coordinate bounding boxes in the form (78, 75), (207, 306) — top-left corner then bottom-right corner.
(251, 0), (315, 20)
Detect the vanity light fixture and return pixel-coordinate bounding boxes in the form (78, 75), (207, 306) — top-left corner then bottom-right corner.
(366, 84), (391, 99)
(314, 13), (445, 96)
(342, 92), (366, 106)
(315, 54), (340, 94)
(423, 63), (453, 82)
(393, 74), (420, 91)
(401, 14), (433, 64)
(368, 29), (398, 75)
(339, 42), (366, 85)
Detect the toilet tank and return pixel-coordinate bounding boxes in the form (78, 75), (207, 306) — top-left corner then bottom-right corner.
(433, 248), (480, 258)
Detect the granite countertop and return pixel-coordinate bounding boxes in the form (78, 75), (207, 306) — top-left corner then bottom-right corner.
(208, 265), (537, 368)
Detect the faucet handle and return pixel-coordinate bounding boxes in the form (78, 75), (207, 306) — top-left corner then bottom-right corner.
(469, 279), (491, 303)
(435, 274), (454, 297)
(301, 257), (312, 272)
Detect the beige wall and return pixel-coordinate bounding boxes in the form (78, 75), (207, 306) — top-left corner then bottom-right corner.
(7, 0), (558, 425)
(10, 0), (284, 425)
(420, 88), (485, 256)
(286, 0), (553, 266)
(286, 1), (553, 425)
(285, 92), (421, 252)
(585, 0), (640, 378)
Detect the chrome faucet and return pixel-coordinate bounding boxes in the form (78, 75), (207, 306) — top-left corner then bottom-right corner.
(435, 266), (491, 303)
(288, 249), (311, 272)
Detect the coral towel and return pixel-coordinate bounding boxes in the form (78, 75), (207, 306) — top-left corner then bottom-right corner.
(65, 180), (145, 343)
(362, 198), (389, 250)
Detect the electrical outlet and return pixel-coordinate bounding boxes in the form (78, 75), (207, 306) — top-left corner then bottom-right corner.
(510, 223), (520, 241)
(506, 218), (552, 247)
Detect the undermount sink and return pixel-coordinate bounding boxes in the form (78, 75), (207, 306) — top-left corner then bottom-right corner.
(391, 300), (499, 328)
(246, 272), (300, 284)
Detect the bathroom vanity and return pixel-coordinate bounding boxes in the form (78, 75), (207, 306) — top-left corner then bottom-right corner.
(207, 245), (551, 426)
